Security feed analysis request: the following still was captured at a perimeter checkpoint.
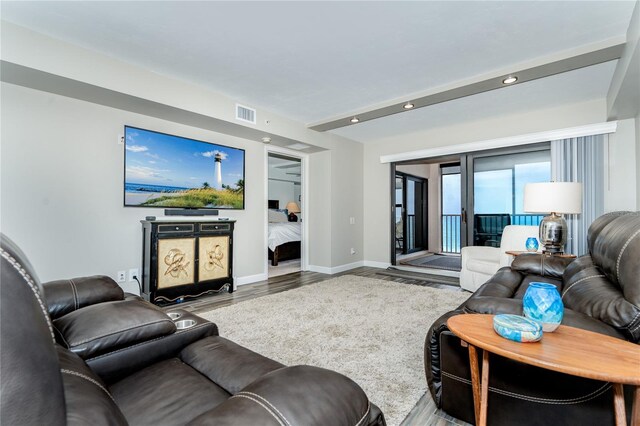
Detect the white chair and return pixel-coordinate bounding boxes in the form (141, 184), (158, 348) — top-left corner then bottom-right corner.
(460, 225), (539, 292)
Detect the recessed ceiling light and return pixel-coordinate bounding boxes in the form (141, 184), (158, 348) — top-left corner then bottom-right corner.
(350, 117), (360, 123)
(286, 143), (311, 150)
(502, 76), (518, 84)
(403, 102), (415, 109)
(261, 137), (271, 144)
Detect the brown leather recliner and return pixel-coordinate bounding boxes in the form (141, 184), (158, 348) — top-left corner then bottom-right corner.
(426, 211), (640, 426)
(0, 234), (386, 426)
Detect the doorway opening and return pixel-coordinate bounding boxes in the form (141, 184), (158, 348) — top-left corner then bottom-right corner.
(267, 153), (302, 277)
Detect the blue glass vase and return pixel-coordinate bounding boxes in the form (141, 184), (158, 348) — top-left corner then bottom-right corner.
(525, 237), (539, 252)
(523, 282), (564, 332)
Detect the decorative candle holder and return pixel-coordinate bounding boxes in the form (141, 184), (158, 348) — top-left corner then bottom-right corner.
(523, 282), (564, 332)
(525, 237), (539, 252)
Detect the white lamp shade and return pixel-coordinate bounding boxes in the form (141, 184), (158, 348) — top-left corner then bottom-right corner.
(285, 201), (301, 213)
(524, 182), (582, 214)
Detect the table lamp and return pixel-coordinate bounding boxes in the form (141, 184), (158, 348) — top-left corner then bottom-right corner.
(523, 182), (582, 254)
(285, 201), (301, 222)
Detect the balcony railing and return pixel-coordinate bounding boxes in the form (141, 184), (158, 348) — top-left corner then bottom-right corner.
(441, 214), (545, 254)
(442, 214), (461, 254)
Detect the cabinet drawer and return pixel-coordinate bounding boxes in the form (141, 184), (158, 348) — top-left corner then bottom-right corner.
(200, 223), (230, 232)
(157, 224), (194, 233)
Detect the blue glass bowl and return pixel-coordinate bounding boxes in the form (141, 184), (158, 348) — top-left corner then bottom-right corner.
(493, 314), (543, 343)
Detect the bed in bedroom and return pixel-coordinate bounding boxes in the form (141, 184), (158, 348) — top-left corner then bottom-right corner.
(268, 201), (301, 266)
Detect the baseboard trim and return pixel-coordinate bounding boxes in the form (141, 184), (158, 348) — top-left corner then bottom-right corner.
(331, 261), (364, 274)
(308, 261), (364, 275)
(235, 272), (268, 288)
(307, 265), (332, 274)
(363, 260), (391, 269)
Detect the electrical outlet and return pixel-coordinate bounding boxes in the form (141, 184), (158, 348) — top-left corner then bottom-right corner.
(129, 268), (139, 282)
(117, 271), (126, 282)
(350, 248), (356, 255)
(349, 217), (355, 225)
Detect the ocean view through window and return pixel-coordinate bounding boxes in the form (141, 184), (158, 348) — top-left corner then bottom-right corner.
(441, 149), (550, 253)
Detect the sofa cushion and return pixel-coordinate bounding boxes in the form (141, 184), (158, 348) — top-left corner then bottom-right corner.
(187, 366), (372, 426)
(54, 299), (176, 359)
(590, 212), (640, 307)
(57, 345), (127, 426)
(110, 358), (230, 425)
(586, 211), (634, 256)
(474, 267), (524, 298)
(180, 336), (284, 395)
(563, 255), (640, 342)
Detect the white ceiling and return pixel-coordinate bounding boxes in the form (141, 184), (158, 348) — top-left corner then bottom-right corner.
(1, 1), (635, 144)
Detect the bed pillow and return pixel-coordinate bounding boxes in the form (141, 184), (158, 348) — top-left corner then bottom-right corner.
(268, 209), (288, 223)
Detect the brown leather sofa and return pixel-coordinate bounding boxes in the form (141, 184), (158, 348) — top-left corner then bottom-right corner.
(0, 234), (386, 426)
(426, 211), (640, 425)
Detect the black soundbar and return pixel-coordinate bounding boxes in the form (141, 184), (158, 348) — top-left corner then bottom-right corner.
(164, 209), (219, 216)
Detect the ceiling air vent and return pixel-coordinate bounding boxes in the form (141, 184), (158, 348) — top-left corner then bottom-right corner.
(236, 104), (256, 124)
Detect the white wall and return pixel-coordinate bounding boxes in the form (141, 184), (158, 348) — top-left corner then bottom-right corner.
(0, 83), (266, 292)
(1, 22), (367, 282)
(363, 99), (612, 264)
(605, 118), (638, 212)
(268, 180), (296, 210)
(267, 160), (300, 211)
(637, 112), (640, 209)
(330, 141), (364, 268)
(308, 151), (332, 268)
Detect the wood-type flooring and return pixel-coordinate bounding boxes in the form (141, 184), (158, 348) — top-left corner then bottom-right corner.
(165, 266), (470, 426)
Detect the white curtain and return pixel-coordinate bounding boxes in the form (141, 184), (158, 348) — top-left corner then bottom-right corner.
(551, 134), (606, 256)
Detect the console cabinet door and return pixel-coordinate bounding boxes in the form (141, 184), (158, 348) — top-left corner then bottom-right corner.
(198, 236), (230, 281)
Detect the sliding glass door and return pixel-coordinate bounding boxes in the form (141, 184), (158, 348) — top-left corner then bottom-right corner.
(393, 144), (550, 262)
(465, 146), (550, 247)
(438, 144), (550, 253)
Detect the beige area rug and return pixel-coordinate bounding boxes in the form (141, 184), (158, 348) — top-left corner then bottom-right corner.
(198, 275), (470, 426)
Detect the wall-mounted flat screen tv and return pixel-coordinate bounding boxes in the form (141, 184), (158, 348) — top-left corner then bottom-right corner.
(124, 126), (245, 210)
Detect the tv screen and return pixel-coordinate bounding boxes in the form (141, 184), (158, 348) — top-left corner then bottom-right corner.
(124, 126), (245, 210)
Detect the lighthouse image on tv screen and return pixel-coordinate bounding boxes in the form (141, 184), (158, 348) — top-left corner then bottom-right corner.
(124, 126), (245, 209)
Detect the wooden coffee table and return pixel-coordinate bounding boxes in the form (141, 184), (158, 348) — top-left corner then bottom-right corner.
(447, 314), (640, 426)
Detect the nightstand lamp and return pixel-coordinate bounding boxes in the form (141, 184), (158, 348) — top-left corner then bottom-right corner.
(286, 201), (301, 222)
(524, 182), (582, 254)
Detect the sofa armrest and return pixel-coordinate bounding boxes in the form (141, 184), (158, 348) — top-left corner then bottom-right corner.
(87, 311), (218, 384)
(510, 254), (574, 279)
(187, 365), (378, 426)
(424, 309), (465, 407)
(43, 275), (124, 319)
(53, 299), (176, 359)
(461, 246), (500, 263)
(463, 297), (523, 315)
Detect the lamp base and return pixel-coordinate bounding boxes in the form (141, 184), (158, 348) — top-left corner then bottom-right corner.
(539, 212), (567, 254)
